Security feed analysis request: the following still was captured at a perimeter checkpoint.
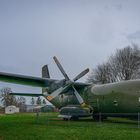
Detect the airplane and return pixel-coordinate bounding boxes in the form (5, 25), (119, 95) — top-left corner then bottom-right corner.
(0, 56), (140, 120)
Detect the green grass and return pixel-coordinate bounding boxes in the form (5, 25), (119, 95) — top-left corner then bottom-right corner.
(0, 113), (140, 140)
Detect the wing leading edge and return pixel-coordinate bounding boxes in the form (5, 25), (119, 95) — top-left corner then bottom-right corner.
(0, 72), (57, 87)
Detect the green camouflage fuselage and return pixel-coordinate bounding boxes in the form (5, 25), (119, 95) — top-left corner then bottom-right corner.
(49, 79), (140, 114)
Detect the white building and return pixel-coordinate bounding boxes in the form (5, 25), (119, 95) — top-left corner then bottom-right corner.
(5, 105), (19, 114)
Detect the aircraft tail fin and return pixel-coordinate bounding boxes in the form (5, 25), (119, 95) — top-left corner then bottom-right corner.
(42, 65), (50, 78)
(42, 65), (50, 93)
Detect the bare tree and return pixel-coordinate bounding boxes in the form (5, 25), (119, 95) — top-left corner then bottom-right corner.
(0, 87), (17, 107)
(16, 97), (26, 112)
(36, 97), (42, 105)
(109, 45), (140, 81)
(87, 63), (111, 84)
(31, 97), (35, 105)
(42, 99), (47, 105)
(87, 44), (140, 84)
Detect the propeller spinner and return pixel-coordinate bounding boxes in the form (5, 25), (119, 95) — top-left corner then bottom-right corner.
(46, 56), (89, 107)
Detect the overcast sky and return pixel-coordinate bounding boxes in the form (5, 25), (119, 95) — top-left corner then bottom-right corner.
(0, 0), (140, 103)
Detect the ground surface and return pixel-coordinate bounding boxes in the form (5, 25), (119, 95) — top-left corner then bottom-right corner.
(0, 113), (140, 140)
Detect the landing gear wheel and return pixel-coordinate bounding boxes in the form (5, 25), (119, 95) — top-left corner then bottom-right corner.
(63, 118), (69, 121)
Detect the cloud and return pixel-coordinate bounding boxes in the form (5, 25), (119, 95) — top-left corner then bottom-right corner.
(127, 31), (140, 40)
(0, 0), (140, 95)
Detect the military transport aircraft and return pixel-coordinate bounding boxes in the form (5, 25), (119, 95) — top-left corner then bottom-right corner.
(0, 56), (140, 120)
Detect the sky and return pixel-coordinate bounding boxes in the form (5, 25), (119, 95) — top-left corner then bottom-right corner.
(0, 0), (140, 104)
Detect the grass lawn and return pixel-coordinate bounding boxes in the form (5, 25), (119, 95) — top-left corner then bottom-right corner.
(0, 112), (140, 140)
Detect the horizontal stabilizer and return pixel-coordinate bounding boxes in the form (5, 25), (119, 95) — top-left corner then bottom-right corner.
(10, 92), (43, 97)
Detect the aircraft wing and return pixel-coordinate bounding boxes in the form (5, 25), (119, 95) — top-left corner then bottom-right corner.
(0, 72), (57, 87)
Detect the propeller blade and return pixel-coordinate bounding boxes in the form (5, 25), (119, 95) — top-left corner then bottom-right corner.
(72, 86), (86, 107)
(53, 56), (70, 81)
(46, 84), (71, 101)
(73, 68), (89, 81)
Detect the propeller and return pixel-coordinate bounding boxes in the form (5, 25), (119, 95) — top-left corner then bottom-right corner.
(73, 68), (89, 82)
(46, 56), (89, 108)
(53, 56), (70, 81)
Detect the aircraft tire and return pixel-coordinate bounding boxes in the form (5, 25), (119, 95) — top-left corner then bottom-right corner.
(63, 118), (69, 121)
